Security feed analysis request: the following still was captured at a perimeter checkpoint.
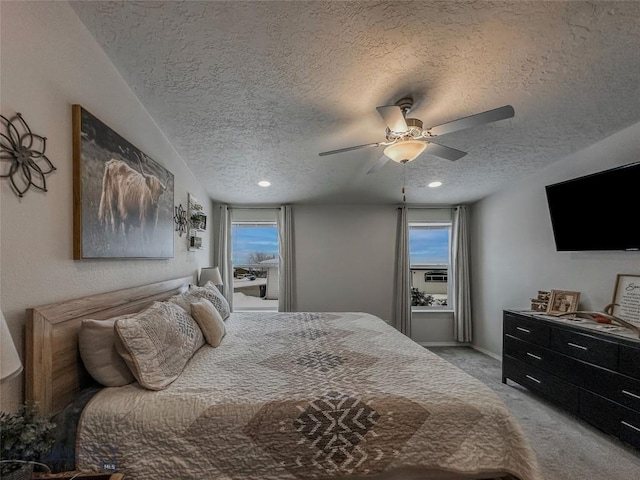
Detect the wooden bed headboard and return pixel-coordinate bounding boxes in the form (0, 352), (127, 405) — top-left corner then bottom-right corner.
(26, 275), (194, 416)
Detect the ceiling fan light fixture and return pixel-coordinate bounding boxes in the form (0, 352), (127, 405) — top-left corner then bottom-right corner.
(383, 140), (427, 163)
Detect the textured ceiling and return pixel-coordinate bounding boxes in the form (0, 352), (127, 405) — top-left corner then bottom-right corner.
(69, 0), (640, 205)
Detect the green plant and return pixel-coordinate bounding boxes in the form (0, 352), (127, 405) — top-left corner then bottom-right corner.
(0, 405), (55, 475)
(411, 287), (434, 307)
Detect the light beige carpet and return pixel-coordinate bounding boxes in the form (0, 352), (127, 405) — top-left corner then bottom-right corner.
(427, 346), (640, 480)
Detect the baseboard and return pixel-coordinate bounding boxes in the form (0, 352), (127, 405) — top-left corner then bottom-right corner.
(471, 345), (502, 361)
(417, 342), (471, 347)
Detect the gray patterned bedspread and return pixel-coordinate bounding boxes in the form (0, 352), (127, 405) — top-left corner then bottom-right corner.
(76, 312), (543, 480)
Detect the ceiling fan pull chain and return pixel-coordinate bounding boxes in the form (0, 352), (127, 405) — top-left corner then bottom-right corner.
(402, 165), (407, 203)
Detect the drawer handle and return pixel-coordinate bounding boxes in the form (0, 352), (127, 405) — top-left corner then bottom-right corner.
(567, 342), (588, 351)
(621, 421), (640, 433)
(516, 327), (531, 333)
(622, 390), (640, 401)
(525, 375), (541, 384)
(526, 352), (542, 360)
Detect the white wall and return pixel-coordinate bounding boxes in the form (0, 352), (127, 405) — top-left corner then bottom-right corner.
(293, 205), (397, 322)
(410, 311), (455, 345)
(216, 203), (457, 343)
(471, 121), (640, 356)
(0, 1), (212, 410)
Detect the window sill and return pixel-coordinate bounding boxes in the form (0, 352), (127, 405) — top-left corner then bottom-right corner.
(411, 307), (454, 314)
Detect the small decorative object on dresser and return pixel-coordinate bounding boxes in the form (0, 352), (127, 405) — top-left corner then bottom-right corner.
(530, 290), (550, 312)
(546, 289), (580, 315)
(611, 273), (640, 329)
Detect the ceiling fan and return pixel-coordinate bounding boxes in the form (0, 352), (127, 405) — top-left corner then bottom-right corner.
(319, 97), (515, 174)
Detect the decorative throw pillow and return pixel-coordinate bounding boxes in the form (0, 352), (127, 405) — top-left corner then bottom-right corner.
(79, 316), (136, 387)
(190, 298), (226, 347)
(167, 292), (193, 313)
(186, 282), (231, 320)
(114, 301), (205, 390)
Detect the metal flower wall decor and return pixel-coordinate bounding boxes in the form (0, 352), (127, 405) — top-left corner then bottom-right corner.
(174, 204), (187, 237)
(1, 113), (56, 197)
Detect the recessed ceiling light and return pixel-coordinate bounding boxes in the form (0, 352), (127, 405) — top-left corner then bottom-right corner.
(428, 181), (443, 188)
(258, 180), (271, 187)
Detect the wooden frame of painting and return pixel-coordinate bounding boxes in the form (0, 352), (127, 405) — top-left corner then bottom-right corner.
(72, 105), (174, 259)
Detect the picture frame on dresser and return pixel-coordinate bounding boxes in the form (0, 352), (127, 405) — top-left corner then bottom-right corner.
(546, 289), (580, 315)
(612, 273), (640, 328)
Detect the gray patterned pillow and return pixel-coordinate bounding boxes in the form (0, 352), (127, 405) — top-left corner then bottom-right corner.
(186, 282), (231, 320)
(114, 301), (205, 390)
(167, 292), (192, 312)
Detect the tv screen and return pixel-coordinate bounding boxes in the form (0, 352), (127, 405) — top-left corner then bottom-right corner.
(545, 162), (640, 251)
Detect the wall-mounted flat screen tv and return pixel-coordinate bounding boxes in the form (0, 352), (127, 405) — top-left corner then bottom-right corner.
(545, 161), (640, 251)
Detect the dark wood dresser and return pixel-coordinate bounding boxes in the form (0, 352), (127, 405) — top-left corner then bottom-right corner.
(502, 309), (640, 449)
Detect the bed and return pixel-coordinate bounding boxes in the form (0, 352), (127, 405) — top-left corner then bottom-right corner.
(26, 276), (544, 480)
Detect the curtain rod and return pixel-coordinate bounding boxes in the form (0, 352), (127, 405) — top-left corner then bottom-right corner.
(227, 206), (282, 210)
(395, 205), (460, 209)
(224, 204), (458, 210)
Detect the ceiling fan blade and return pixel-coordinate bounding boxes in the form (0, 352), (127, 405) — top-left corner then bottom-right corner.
(318, 142), (383, 156)
(376, 105), (408, 133)
(366, 155), (390, 174)
(428, 105), (515, 137)
(424, 142), (467, 161)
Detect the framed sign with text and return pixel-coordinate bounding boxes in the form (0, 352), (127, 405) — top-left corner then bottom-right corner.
(611, 274), (640, 328)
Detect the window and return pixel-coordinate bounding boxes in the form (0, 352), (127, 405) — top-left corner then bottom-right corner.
(231, 221), (278, 311)
(409, 222), (451, 309)
(424, 271), (447, 282)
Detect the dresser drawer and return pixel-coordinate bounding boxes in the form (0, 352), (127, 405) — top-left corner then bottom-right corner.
(580, 390), (640, 449)
(620, 344), (640, 380)
(503, 356), (579, 414)
(581, 367), (640, 413)
(504, 313), (550, 347)
(503, 334), (589, 386)
(550, 328), (618, 370)
(504, 334), (548, 367)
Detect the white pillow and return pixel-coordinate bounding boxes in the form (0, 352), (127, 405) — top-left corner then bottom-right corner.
(190, 298), (226, 347)
(79, 316), (136, 387)
(115, 302), (205, 390)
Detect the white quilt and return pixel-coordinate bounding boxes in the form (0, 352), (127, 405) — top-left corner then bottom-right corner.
(76, 311), (544, 480)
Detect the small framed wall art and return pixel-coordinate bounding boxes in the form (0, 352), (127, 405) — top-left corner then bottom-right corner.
(546, 290), (581, 315)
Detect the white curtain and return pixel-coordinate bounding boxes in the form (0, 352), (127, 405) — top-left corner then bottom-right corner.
(394, 206), (411, 336)
(277, 205), (294, 312)
(217, 204), (233, 311)
(451, 205), (472, 342)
